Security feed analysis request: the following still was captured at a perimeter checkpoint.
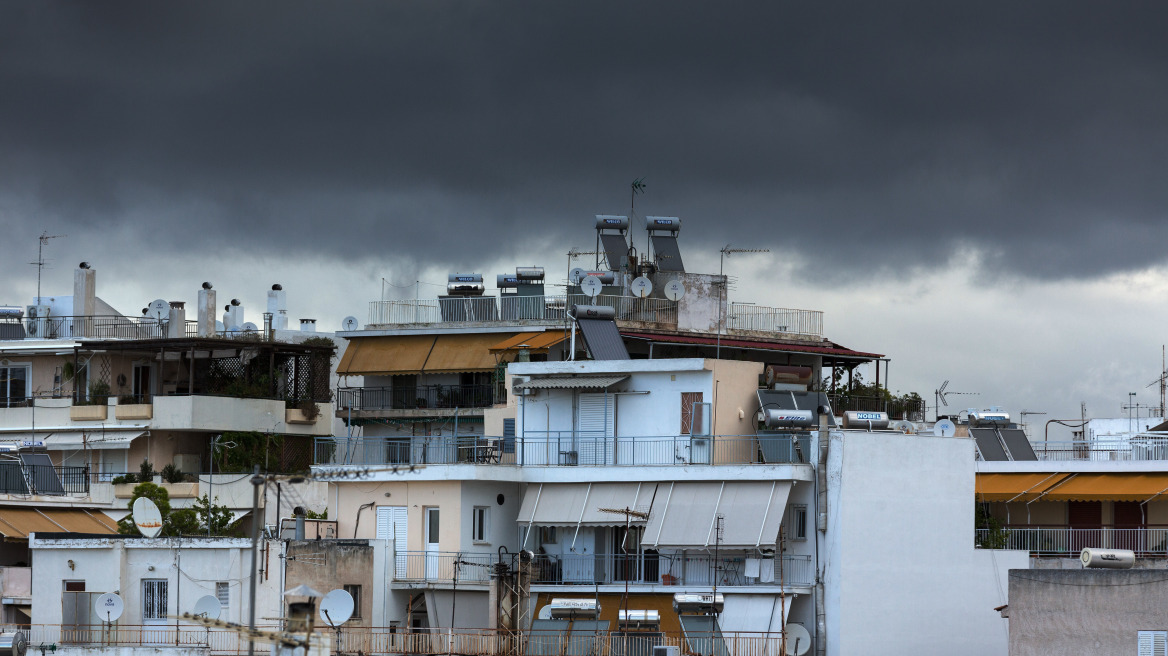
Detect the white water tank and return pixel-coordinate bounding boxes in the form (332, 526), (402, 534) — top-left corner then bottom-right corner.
(1081, 548), (1135, 569)
(842, 411), (890, 430)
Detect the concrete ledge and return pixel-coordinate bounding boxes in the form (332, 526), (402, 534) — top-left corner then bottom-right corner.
(114, 404), (153, 420)
(69, 405), (108, 421)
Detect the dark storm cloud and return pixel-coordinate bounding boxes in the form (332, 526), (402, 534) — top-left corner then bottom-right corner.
(2, 1), (1168, 280)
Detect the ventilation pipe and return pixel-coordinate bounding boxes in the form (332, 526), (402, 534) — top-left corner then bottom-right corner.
(293, 506), (306, 540)
(299, 319), (316, 332)
(197, 283), (216, 337)
(223, 299), (243, 330)
(267, 284), (288, 330)
(73, 263), (96, 337)
(167, 301), (186, 338)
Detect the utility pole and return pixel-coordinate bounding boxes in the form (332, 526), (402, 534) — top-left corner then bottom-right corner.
(248, 466), (263, 656)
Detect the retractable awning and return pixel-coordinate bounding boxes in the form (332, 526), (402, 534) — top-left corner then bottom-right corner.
(0, 507), (117, 540)
(643, 481), (792, 548)
(517, 375), (628, 390)
(42, 430), (146, 450)
(1042, 473), (1168, 502)
(975, 473), (1071, 502)
(336, 335), (436, 375)
(489, 332), (569, 352)
(517, 483), (654, 526)
(423, 333), (512, 373)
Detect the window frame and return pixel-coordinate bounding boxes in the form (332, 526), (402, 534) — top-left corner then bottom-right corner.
(343, 584), (362, 619)
(0, 363), (31, 408)
(141, 578), (169, 621)
(216, 581), (230, 612)
(789, 504), (808, 541)
(472, 506), (490, 544)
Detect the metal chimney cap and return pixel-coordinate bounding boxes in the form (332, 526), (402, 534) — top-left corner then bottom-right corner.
(202, 282), (213, 290)
(271, 284), (283, 291)
(230, 298), (241, 306)
(78, 261), (90, 269)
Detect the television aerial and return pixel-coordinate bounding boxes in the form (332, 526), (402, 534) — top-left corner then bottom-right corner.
(580, 276), (602, 298)
(192, 595), (223, 620)
(319, 589), (354, 627)
(630, 276), (653, 299)
(94, 592), (125, 623)
(132, 496), (163, 538)
(147, 299), (170, 323)
(663, 280), (686, 302)
(934, 380), (977, 422)
(341, 316), (359, 331)
(784, 623), (811, 656)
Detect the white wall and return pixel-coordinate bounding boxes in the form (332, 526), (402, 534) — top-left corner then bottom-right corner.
(823, 431), (1028, 656)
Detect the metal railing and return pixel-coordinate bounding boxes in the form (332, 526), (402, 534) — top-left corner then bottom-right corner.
(369, 294), (678, 328)
(314, 434), (812, 467)
(1029, 439), (1168, 461)
(337, 384), (495, 411)
(529, 552), (814, 588)
(0, 464), (89, 496)
(392, 551), (497, 583)
(827, 394), (926, 421)
(728, 303), (823, 337)
(975, 525), (1168, 556)
(0, 315), (200, 341)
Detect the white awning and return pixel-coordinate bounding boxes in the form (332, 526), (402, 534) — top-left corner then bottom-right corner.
(41, 431), (145, 451)
(517, 483), (656, 526)
(518, 375), (628, 390)
(642, 481), (793, 548)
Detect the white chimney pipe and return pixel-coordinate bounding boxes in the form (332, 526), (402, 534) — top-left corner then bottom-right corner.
(197, 286), (217, 337)
(73, 264), (96, 337)
(267, 285), (288, 330)
(299, 319), (316, 332)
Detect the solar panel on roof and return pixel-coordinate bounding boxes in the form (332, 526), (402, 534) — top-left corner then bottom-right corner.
(970, 428), (1009, 461)
(577, 319), (630, 360)
(21, 452), (65, 495)
(600, 234), (630, 272)
(999, 428), (1038, 461)
(0, 461), (28, 494)
(526, 620), (569, 656)
(678, 616), (729, 656)
(651, 236), (685, 272)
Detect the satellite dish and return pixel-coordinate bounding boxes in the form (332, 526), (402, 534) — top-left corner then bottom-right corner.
(580, 276), (602, 298)
(193, 595), (222, 620)
(215, 320), (225, 332)
(2, 630), (28, 656)
(663, 280), (686, 301)
(569, 268), (586, 285)
(630, 276), (653, 298)
(240, 322), (258, 332)
(784, 624), (811, 656)
(147, 299), (170, 322)
(94, 593), (125, 623)
(341, 316), (359, 331)
(892, 420), (915, 434)
(132, 496), (163, 538)
(934, 419), (957, 437)
(319, 589), (354, 627)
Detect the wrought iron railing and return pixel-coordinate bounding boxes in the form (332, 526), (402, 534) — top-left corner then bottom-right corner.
(827, 394), (926, 421)
(367, 294), (678, 328)
(0, 464), (89, 496)
(0, 315), (200, 341)
(727, 303), (823, 337)
(975, 525), (1168, 556)
(1026, 439), (1168, 461)
(337, 385), (495, 411)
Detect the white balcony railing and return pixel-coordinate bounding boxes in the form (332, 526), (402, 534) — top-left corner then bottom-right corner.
(975, 526), (1168, 556)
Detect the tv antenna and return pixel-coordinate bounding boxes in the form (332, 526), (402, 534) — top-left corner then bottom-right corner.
(934, 380), (977, 422)
(1147, 346), (1167, 417)
(630, 177), (646, 214)
(598, 506), (650, 622)
(30, 232), (66, 304)
(717, 246), (770, 359)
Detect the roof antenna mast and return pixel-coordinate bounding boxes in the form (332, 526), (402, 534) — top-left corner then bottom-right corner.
(31, 231), (66, 304)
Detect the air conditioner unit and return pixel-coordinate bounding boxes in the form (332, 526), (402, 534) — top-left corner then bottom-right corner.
(24, 305), (49, 338)
(511, 384), (534, 397)
(653, 647), (680, 656)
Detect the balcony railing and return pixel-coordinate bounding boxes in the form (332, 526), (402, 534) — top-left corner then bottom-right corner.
(727, 303), (823, 337)
(337, 385), (495, 411)
(0, 315), (200, 341)
(314, 434), (812, 467)
(0, 464), (89, 496)
(827, 394), (926, 421)
(391, 551), (813, 588)
(1027, 439), (1168, 461)
(368, 294), (678, 329)
(975, 525), (1168, 556)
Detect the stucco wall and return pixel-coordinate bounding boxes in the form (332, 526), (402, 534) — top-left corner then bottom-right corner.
(285, 540), (374, 626)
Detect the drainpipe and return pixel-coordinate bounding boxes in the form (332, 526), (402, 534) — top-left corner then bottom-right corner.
(815, 407), (830, 656)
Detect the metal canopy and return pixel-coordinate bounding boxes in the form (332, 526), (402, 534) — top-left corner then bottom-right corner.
(518, 375), (629, 390)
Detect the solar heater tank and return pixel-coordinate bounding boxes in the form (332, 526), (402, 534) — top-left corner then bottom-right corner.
(842, 411), (890, 430)
(764, 409), (815, 428)
(572, 304), (616, 320)
(497, 275), (520, 289)
(596, 215), (630, 231)
(582, 271), (615, 284)
(645, 216), (681, 233)
(515, 267), (545, 281)
(447, 273), (485, 296)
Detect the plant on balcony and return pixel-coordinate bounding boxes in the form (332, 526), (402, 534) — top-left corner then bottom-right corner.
(818, 370), (925, 420)
(194, 494), (240, 536)
(214, 431), (312, 474)
(301, 336), (335, 350)
(160, 463), (186, 484)
(137, 459), (156, 483)
(110, 474), (133, 485)
(285, 398), (321, 421)
(117, 394), (138, 405)
(80, 381), (111, 406)
(975, 506), (1010, 549)
(116, 483), (237, 537)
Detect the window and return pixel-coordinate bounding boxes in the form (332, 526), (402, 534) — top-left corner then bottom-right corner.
(63, 580), (85, 592)
(0, 364), (30, 408)
(472, 506), (489, 543)
(426, 508), (440, 544)
(343, 585), (362, 619)
(539, 526), (558, 545)
(789, 505), (808, 541)
(142, 579), (168, 620)
(681, 393), (703, 435)
(1138, 631), (1167, 656)
(216, 582), (230, 611)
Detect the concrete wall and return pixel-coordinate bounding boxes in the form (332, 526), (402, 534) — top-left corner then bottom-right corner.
(285, 540), (374, 626)
(1007, 569), (1168, 656)
(709, 359), (763, 437)
(824, 431), (1028, 656)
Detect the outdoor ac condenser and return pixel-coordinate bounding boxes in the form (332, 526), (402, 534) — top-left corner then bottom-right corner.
(653, 647), (680, 656)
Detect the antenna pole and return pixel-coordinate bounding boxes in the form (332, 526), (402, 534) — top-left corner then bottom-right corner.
(247, 467), (263, 656)
(32, 231), (65, 305)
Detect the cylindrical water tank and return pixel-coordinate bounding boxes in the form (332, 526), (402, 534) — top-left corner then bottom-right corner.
(572, 304), (616, 320)
(842, 411), (890, 430)
(515, 267), (545, 281)
(595, 215), (630, 231)
(645, 216), (681, 232)
(765, 365), (813, 387)
(581, 271), (616, 285)
(1081, 548), (1135, 569)
(497, 275), (520, 289)
(764, 409), (815, 428)
(0, 307), (24, 318)
(448, 273), (484, 283)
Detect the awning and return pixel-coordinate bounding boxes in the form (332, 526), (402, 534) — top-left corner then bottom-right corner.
(518, 375), (628, 390)
(0, 508), (118, 539)
(423, 333), (512, 373)
(621, 332), (883, 361)
(336, 335), (436, 375)
(975, 473), (1071, 502)
(489, 332), (569, 353)
(41, 431), (145, 450)
(643, 481), (792, 548)
(518, 483), (658, 549)
(1041, 474), (1168, 502)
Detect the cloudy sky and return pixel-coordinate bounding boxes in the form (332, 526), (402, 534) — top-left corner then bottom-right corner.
(3, 2), (1167, 436)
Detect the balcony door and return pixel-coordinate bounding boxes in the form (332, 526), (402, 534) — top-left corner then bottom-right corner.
(377, 506), (408, 579)
(425, 507), (440, 580)
(576, 393), (615, 465)
(132, 362), (155, 403)
(1114, 501), (1146, 553)
(1068, 501), (1102, 552)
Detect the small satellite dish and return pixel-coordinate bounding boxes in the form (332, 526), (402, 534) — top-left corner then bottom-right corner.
(240, 322), (258, 332)
(784, 624), (811, 656)
(94, 593), (124, 623)
(147, 299), (170, 322)
(132, 496), (164, 538)
(569, 268), (586, 285)
(2, 630), (28, 656)
(892, 420), (915, 434)
(580, 276), (602, 298)
(663, 280), (686, 301)
(193, 594), (222, 620)
(630, 276), (653, 298)
(319, 589), (354, 627)
(341, 316), (359, 331)
(226, 325), (241, 333)
(215, 320), (225, 332)
(934, 419), (957, 437)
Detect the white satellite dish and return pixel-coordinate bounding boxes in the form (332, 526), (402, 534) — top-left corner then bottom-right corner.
(341, 316), (359, 331)
(240, 322), (258, 332)
(630, 276), (653, 298)
(132, 496), (164, 538)
(933, 418), (957, 437)
(147, 299), (170, 322)
(663, 280), (686, 301)
(784, 624), (811, 656)
(569, 268), (586, 285)
(891, 420), (915, 434)
(94, 592), (124, 623)
(226, 325), (241, 333)
(215, 320), (225, 332)
(580, 276), (602, 298)
(193, 594), (222, 620)
(319, 589), (354, 627)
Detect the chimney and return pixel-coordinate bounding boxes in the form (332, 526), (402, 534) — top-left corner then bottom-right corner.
(299, 319), (316, 332)
(73, 263), (96, 337)
(197, 283), (216, 337)
(267, 284), (288, 330)
(167, 301), (186, 338)
(223, 298), (243, 330)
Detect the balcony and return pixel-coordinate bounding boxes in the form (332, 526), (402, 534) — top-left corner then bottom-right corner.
(391, 551), (813, 588)
(826, 394), (926, 421)
(975, 525), (1168, 556)
(0, 464), (90, 496)
(314, 434), (812, 468)
(1023, 439), (1168, 461)
(369, 294), (678, 329)
(337, 385), (496, 412)
(727, 303), (823, 337)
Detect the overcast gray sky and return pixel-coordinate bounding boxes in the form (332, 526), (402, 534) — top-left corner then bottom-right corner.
(3, 1), (1168, 435)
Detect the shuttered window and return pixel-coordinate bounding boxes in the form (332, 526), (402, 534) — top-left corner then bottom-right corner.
(502, 418), (516, 454)
(377, 506), (408, 578)
(216, 582), (230, 611)
(142, 579), (168, 620)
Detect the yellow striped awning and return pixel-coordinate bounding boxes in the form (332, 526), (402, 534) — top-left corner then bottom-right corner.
(489, 331), (570, 353)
